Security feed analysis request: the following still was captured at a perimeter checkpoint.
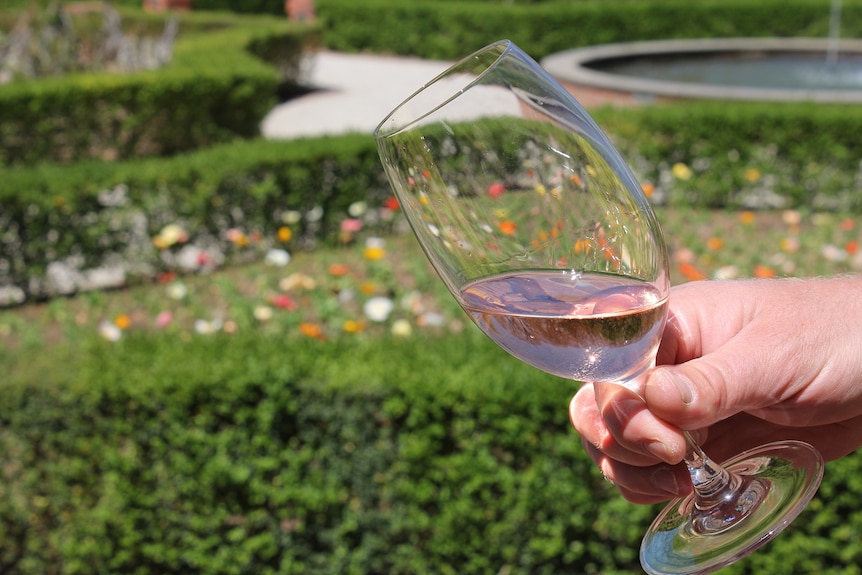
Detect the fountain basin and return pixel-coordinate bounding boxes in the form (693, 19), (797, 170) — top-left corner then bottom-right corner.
(541, 38), (862, 105)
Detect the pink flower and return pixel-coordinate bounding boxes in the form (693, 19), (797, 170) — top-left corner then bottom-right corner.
(341, 218), (363, 233)
(156, 310), (173, 328)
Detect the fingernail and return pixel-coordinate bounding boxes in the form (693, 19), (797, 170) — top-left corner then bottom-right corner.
(660, 370), (694, 405)
(651, 467), (681, 496)
(644, 440), (672, 463)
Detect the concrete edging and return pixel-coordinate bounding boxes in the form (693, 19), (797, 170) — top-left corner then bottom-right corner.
(541, 38), (862, 103)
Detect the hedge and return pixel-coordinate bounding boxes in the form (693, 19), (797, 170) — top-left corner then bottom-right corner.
(1, 328), (861, 574)
(314, 0), (862, 61)
(5, 99), (862, 304)
(0, 134), (388, 303)
(0, 7), (317, 166)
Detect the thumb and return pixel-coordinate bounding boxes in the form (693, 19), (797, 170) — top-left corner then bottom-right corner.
(643, 340), (784, 430)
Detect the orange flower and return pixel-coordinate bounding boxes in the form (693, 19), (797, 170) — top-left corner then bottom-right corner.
(706, 237), (724, 251)
(740, 211), (756, 225)
(114, 314), (132, 330)
(299, 322), (324, 339)
(641, 182), (655, 197)
(753, 265), (776, 279)
(846, 241), (859, 255)
(328, 263), (350, 277)
(840, 218), (856, 232)
(277, 226), (293, 242)
(678, 263), (707, 281)
(359, 282), (377, 295)
(574, 239), (592, 254)
(498, 221), (517, 235)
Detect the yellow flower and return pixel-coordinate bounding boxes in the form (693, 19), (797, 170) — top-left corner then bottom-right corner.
(342, 319), (366, 334)
(535, 183), (547, 196)
(744, 168), (762, 182)
(364, 238), (386, 261)
(671, 163), (693, 181)
(364, 246), (386, 260)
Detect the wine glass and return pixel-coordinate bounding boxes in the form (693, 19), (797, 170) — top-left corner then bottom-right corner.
(373, 39), (823, 575)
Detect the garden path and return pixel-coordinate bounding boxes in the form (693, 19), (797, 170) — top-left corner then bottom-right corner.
(260, 50), (524, 139)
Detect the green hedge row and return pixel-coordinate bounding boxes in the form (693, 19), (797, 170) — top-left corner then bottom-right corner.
(315, 0), (862, 61)
(592, 101), (862, 212)
(6, 99), (862, 303)
(0, 134), (387, 302)
(1, 328), (861, 574)
(0, 8), (316, 166)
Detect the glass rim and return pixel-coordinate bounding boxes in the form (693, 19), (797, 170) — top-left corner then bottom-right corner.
(373, 39), (515, 140)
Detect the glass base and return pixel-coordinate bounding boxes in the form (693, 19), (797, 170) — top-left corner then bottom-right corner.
(640, 440), (824, 575)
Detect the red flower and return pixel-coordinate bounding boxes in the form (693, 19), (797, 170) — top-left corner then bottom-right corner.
(272, 294), (298, 311)
(384, 196), (400, 210)
(488, 182), (505, 198)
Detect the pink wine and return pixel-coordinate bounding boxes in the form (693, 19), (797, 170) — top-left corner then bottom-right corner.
(459, 271), (667, 382)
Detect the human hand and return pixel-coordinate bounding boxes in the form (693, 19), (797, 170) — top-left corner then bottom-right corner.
(569, 277), (862, 504)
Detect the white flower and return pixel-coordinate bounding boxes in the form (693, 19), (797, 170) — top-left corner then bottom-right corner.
(348, 201), (368, 217)
(418, 312), (445, 327)
(264, 249), (291, 267)
(166, 281), (188, 300)
(306, 206), (324, 223)
(282, 210), (302, 224)
(254, 305), (274, 322)
(822, 244), (848, 263)
(194, 318), (222, 334)
(0, 285), (25, 306)
(365, 236), (386, 250)
(364, 296), (394, 322)
(713, 265), (739, 281)
(98, 321), (122, 342)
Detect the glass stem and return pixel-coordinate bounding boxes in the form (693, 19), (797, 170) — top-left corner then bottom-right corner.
(682, 430), (739, 507)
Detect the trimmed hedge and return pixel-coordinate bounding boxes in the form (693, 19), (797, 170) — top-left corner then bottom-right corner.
(592, 101), (862, 211)
(6, 99), (862, 302)
(315, 0), (862, 61)
(1, 329), (861, 574)
(0, 8), (317, 166)
(0, 134), (387, 301)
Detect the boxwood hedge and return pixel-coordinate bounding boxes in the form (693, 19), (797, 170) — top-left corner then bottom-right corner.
(1, 328), (861, 574)
(0, 7), (317, 166)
